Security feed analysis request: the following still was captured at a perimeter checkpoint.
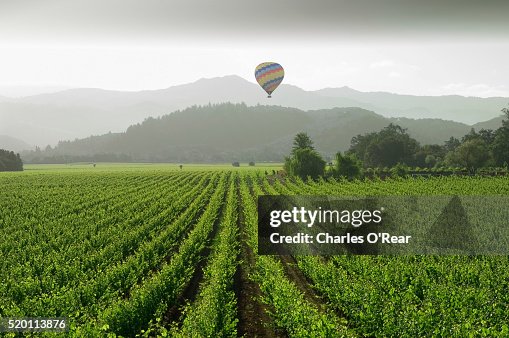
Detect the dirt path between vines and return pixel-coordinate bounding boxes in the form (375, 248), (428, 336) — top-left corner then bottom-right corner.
(162, 183), (228, 328)
(278, 255), (331, 312)
(235, 182), (282, 338)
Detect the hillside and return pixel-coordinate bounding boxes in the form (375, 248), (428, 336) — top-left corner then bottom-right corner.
(24, 103), (505, 163)
(0, 135), (32, 152)
(2, 76), (507, 146)
(472, 115), (506, 131)
(314, 87), (507, 125)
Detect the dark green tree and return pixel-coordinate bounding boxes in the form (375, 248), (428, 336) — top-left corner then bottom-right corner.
(414, 144), (446, 167)
(492, 107), (509, 166)
(285, 133), (325, 179)
(333, 152), (362, 179)
(478, 129), (496, 145)
(0, 149), (23, 171)
(284, 148), (325, 180)
(445, 139), (489, 173)
(444, 136), (461, 153)
(292, 132), (315, 154)
(349, 132), (377, 161)
(349, 124), (420, 168)
(461, 128), (479, 143)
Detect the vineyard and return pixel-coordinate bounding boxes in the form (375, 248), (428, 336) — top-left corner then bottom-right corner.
(1, 167), (509, 337)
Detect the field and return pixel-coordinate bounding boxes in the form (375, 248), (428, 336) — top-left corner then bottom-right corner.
(1, 165), (509, 337)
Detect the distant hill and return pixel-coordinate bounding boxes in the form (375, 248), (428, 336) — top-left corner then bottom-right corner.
(0, 135), (33, 152)
(1, 75), (507, 146)
(472, 115), (506, 131)
(314, 87), (507, 125)
(0, 85), (73, 98)
(25, 103), (505, 163)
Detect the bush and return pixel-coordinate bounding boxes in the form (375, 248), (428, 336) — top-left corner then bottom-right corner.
(284, 148), (325, 180)
(390, 163), (410, 178)
(332, 152), (362, 180)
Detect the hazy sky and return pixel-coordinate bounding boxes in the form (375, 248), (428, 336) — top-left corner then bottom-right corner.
(0, 0), (508, 97)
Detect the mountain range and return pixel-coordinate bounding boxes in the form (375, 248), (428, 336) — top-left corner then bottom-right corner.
(1, 75), (507, 148)
(25, 103), (507, 163)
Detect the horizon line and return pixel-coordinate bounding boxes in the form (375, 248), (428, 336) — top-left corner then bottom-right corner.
(1, 75), (508, 99)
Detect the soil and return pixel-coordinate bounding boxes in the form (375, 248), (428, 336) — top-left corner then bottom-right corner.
(162, 186), (227, 327)
(235, 180), (283, 338)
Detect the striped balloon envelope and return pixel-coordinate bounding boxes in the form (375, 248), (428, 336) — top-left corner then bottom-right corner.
(255, 62), (284, 98)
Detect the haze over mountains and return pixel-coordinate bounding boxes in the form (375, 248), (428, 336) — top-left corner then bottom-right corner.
(0, 135), (33, 153)
(21, 103), (507, 163)
(1, 75), (507, 151)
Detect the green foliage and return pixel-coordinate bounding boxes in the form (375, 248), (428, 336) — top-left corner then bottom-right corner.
(285, 133), (325, 179)
(347, 109), (509, 173)
(424, 154), (436, 167)
(292, 132), (315, 153)
(445, 138), (490, 173)
(444, 136), (461, 152)
(0, 149), (23, 171)
(349, 124), (420, 168)
(284, 148), (326, 180)
(99, 174), (228, 336)
(241, 174), (353, 337)
(333, 152), (362, 180)
(173, 177), (239, 337)
(390, 163), (410, 178)
(492, 107), (509, 166)
(2, 167), (509, 337)
(276, 173), (509, 337)
(414, 144), (445, 168)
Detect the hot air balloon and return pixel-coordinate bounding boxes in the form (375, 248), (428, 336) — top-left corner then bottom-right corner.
(255, 62), (284, 98)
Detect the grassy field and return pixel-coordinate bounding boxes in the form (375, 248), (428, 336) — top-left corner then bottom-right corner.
(23, 163), (284, 172)
(1, 165), (508, 337)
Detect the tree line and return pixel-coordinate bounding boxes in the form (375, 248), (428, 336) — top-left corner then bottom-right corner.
(27, 152), (133, 164)
(0, 149), (23, 171)
(285, 106), (509, 179)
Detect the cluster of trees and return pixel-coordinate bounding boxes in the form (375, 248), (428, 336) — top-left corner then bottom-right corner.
(284, 133), (326, 179)
(0, 149), (23, 171)
(284, 134), (365, 180)
(442, 109), (509, 171)
(349, 106), (509, 173)
(285, 106), (509, 180)
(349, 125), (508, 173)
